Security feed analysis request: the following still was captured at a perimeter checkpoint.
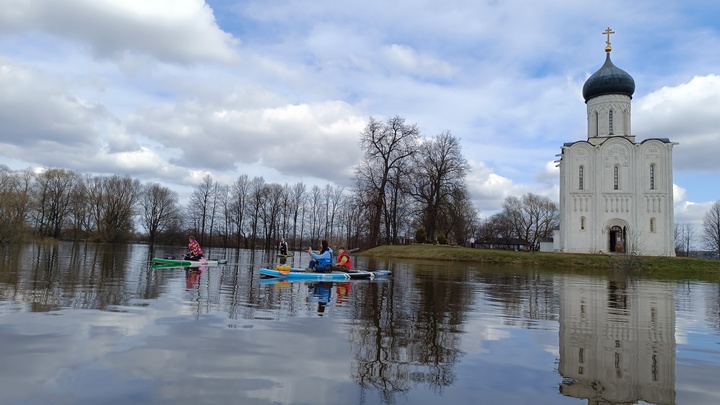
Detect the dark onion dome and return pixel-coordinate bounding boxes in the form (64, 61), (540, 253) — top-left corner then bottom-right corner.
(582, 53), (635, 102)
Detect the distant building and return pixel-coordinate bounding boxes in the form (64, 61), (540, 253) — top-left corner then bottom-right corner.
(539, 237), (554, 253)
(476, 238), (529, 251)
(556, 28), (676, 256)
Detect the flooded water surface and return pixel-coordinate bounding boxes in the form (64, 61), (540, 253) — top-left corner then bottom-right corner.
(1, 242), (720, 405)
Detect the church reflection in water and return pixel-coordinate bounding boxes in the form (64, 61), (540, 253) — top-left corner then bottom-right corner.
(558, 276), (676, 405)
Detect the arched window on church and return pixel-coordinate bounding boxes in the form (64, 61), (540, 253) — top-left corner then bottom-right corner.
(579, 166), (584, 190)
(580, 216), (585, 231)
(609, 110), (614, 135)
(594, 111), (599, 136)
(650, 217), (656, 233)
(614, 166), (619, 190)
(650, 164), (655, 190)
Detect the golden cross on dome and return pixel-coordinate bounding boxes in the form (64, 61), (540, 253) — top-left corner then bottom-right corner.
(603, 27), (615, 52)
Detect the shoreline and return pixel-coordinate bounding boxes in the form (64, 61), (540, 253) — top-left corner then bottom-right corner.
(357, 244), (720, 277)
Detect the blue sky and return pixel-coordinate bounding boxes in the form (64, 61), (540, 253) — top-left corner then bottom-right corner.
(0, 0), (719, 225)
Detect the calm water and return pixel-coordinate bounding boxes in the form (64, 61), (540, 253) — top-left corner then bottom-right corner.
(1, 243), (720, 405)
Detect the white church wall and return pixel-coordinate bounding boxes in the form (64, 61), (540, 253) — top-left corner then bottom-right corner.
(600, 138), (635, 193)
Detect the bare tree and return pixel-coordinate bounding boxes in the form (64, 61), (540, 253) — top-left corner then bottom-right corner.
(30, 168), (79, 238)
(67, 175), (91, 240)
(289, 182), (306, 251)
(338, 195), (354, 247)
(481, 212), (515, 241)
(524, 193), (559, 250)
(308, 185), (323, 246)
(408, 131), (470, 243)
(436, 186), (478, 245)
(208, 182), (222, 246)
(346, 193), (374, 248)
(246, 177), (266, 249)
(187, 175), (217, 245)
(0, 166), (33, 242)
(391, 169), (415, 243)
(230, 174), (250, 248)
(674, 223), (696, 257)
(493, 193), (559, 250)
(260, 183), (284, 250)
(354, 157), (383, 239)
(216, 184), (233, 247)
(500, 196), (527, 241)
(139, 183), (180, 246)
(86, 175), (140, 242)
(384, 151), (413, 245)
(355, 116), (419, 246)
(702, 201), (720, 259)
(280, 184), (292, 241)
(324, 184), (345, 242)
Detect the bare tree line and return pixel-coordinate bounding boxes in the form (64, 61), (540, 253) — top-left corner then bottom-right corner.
(0, 164), (354, 249)
(677, 201), (720, 259)
(0, 167), (143, 244)
(0, 114), (556, 251)
(17, 114), (720, 254)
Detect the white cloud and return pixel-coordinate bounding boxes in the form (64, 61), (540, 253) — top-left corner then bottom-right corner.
(466, 160), (522, 216)
(672, 183), (717, 225)
(0, 0), (239, 64)
(536, 161), (560, 189)
(128, 99), (366, 185)
(635, 75), (720, 172)
(0, 0), (718, 215)
(382, 44), (457, 79)
(0, 61), (106, 157)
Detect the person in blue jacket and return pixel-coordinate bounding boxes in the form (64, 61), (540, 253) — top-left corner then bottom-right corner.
(306, 239), (333, 273)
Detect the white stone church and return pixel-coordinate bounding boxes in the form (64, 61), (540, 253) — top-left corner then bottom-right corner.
(555, 29), (677, 256)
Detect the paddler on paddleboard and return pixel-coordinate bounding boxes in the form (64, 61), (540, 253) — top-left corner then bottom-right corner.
(184, 235), (204, 260)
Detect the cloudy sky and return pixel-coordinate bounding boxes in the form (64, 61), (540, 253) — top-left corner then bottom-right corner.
(1, 0), (718, 224)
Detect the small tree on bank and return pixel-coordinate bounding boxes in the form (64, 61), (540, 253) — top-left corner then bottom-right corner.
(703, 201), (720, 259)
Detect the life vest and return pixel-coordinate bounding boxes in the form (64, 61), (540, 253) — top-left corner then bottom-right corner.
(337, 251), (352, 269)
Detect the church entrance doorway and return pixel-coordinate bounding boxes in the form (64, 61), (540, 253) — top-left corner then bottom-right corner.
(609, 226), (625, 253)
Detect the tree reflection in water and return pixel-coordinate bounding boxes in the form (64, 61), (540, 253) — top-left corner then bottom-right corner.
(346, 270), (471, 403)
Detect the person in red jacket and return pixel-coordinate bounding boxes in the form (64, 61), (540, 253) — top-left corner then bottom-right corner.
(185, 236), (203, 260)
(333, 247), (352, 271)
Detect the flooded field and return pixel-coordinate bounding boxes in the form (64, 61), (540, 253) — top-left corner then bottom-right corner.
(1, 242), (719, 405)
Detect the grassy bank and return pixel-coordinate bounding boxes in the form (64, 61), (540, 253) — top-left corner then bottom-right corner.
(357, 244), (720, 277)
